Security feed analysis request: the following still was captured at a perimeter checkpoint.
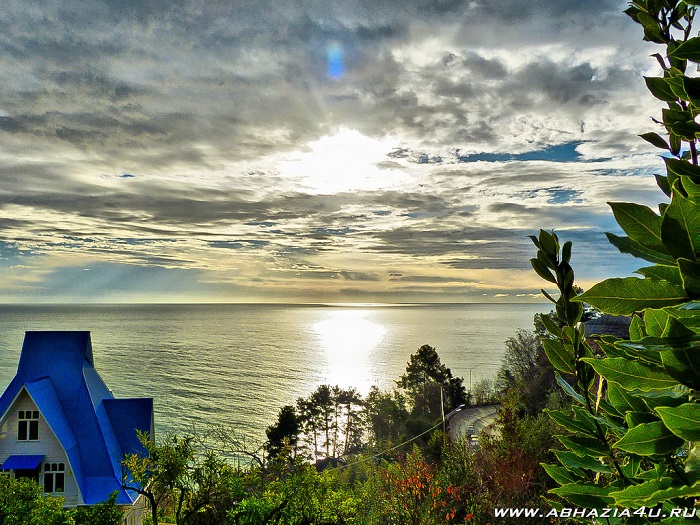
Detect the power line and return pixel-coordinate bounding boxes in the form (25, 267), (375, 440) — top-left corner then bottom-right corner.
(329, 419), (445, 472)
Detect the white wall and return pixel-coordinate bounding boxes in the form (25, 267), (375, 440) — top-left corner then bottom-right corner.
(0, 389), (82, 506)
(120, 493), (149, 525)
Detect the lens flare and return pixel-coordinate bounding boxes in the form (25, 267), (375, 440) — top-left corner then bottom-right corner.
(326, 42), (344, 79)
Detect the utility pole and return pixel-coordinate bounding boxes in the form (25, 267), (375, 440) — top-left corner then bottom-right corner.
(441, 386), (446, 434)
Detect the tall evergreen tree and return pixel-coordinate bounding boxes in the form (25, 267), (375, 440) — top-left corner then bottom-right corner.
(397, 345), (467, 422)
(265, 405), (301, 461)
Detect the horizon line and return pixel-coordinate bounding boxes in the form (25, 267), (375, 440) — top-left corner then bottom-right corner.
(0, 300), (552, 307)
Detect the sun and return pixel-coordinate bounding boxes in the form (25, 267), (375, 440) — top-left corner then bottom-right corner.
(279, 128), (412, 194)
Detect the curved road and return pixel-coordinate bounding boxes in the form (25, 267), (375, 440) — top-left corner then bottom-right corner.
(448, 404), (499, 440)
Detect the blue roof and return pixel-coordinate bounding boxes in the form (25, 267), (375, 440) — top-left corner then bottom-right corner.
(104, 398), (154, 456)
(0, 331), (154, 506)
(1, 454), (44, 470)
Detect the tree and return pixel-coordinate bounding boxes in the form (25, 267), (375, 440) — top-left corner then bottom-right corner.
(495, 328), (556, 415)
(529, 2), (700, 512)
(0, 476), (70, 525)
(122, 431), (232, 525)
(397, 345), (467, 422)
(335, 387), (364, 456)
(266, 405), (301, 462)
(364, 386), (410, 446)
(294, 385), (366, 462)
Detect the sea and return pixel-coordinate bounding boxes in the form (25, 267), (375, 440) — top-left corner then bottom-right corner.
(0, 303), (548, 445)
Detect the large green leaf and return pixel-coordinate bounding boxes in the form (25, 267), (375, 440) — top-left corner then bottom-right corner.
(682, 174), (700, 201)
(613, 421), (685, 456)
(657, 173), (673, 197)
(553, 450), (612, 473)
(639, 132), (670, 150)
(537, 229), (559, 257)
(637, 11), (667, 43)
(667, 120), (700, 141)
(661, 188), (700, 261)
(541, 463), (582, 485)
(607, 233), (676, 265)
(664, 304), (700, 332)
(609, 477), (674, 507)
(539, 313), (562, 338)
(607, 382), (648, 414)
(531, 256), (556, 283)
(668, 35), (700, 61)
(556, 372), (584, 404)
(679, 258), (700, 296)
(684, 72), (700, 101)
(626, 411), (659, 427)
(580, 357), (678, 391)
(664, 156), (700, 182)
(661, 316), (696, 339)
(557, 435), (611, 457)
(660, 344), (700, 388)
(655, 404), (700, 441)
(575, 277), (687, 314)
(629, 314), (645, 341)
(644, 308), (670, 337)
(549, 482), (615, 508)
(609, 202), (665, 250)
(543, 339), (575, 375)
(639, 388), (689, 411)
(609, 477), (675, 507)
(546, 409), (597, 436)
(645, 77), (679, 102)
(663, 107), (694, 126)
(562, 240), (572, 264)
(666, 76), (690, 100)
(615, 339), (663, 365)
(670, 132), (682, 158)
(636, 265), (683, 286)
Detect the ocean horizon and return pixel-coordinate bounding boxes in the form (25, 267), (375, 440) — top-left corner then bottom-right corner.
(0, 302), (548, 445)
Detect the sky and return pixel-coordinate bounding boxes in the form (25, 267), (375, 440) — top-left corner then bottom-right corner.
(0, 0), (673, 303)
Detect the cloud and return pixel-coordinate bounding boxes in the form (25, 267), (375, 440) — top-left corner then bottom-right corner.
(0, 0), (669, 302)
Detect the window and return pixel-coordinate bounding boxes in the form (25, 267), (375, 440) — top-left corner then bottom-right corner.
(43, 463), (65, 493)
(18, 410), (39, 441)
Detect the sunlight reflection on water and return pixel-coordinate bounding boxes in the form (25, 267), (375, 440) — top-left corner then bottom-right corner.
(313, 310), (387, 394)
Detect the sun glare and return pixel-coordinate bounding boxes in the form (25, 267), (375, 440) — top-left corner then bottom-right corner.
(280, 129), (412, 194)
(313, 309), (386, 392)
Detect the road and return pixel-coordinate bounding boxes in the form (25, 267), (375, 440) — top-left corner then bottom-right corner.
(448, 404), (499, 440)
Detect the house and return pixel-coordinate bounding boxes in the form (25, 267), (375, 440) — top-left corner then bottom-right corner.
(0, 331), (153, 524)
(584, 314), (632, 353)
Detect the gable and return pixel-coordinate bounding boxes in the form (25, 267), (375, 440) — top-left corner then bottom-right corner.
(0, 331), (154, 506)
(0, 387), (82, 506)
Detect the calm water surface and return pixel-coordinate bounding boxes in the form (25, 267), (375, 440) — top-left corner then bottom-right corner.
(0, 303), (547, 443)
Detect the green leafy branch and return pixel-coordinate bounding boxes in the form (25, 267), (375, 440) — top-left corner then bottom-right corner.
(529, 1), (700, 519)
